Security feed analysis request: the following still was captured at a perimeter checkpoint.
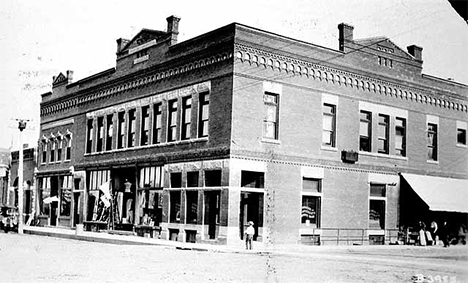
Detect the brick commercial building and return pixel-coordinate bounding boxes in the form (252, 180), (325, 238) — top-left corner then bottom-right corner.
(0, 148), (10, 206)
(10, 147), (37, 224)
(36, 16), (468, 246)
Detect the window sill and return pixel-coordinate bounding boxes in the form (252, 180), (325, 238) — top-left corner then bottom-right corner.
(133, 55), (149, 65)
(456, 144), (467, 148)
(427, 160), (439, 165)
(320, 146), (337, 152)
(261, 138), (281, 145)
(299, 227), (321, 235)
(359, 151), (408, 161)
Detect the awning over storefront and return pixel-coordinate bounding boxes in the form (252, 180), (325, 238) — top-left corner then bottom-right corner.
(401, 173), (468, 213)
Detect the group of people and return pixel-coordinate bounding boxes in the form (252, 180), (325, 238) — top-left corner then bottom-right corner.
(418, 220), (451, 247)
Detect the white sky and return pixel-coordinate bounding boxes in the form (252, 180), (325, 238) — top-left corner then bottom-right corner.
(1, 0), (467, 150)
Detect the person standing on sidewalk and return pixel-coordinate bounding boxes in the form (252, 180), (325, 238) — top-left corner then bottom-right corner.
(429, 221), (438, 245)
(439, 221), (450, 248)
(245, 221), (255, 250)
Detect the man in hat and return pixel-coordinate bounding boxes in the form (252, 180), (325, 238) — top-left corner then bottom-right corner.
(245, 221), (255, 250)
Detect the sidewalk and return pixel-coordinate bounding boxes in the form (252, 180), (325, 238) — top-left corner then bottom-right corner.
(22, 226), (468, 259)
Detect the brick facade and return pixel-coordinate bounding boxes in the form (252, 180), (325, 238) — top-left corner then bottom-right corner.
(36, 16), (467, 246)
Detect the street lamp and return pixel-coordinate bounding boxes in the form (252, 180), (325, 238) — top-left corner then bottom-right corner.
(17, 119), (28, 234)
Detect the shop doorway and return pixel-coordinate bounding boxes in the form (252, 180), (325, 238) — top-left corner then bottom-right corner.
(73, 192), (81, 226)
(239, 192), (263, 240)
(112, 167), (136, 230)
(50, 176), (59, 226)
(204, 191), (220, 239)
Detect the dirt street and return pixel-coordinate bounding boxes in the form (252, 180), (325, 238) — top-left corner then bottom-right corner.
(0, 233), (467, 282)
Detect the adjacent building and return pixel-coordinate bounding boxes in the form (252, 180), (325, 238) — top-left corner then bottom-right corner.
(0, 148), (10, 206)
(36, 16), (468, 246)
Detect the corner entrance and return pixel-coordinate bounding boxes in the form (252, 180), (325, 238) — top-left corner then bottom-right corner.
(204, 191), (220, 239)
(239, 192), (263, 240)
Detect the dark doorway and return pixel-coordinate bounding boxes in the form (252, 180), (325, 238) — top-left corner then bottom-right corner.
(73, 192), (81, 226)
(240, 192), (263, 240)
(50, 176), (59, 226)
(205, 191), (220, 239)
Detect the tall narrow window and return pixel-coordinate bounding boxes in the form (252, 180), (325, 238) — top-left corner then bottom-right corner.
(50, 140), (55, 162)
(301, 178), (321, 228)
(427, 123), (438, 161)
(322, 104), (336, 147)
(457, 128), (466, 146)
(181, 96), (192, 140)
(168, 100), (178, 142)
(65, 137), (71, 161)
(86, 119), (93, 154)
(117, 112), (125, 149)
(186, 191), (198, 224)
(369, 184), (386, 230)
(42, 142), (47, 163)
(377, 114), (389, 154)
(127, 109), (136, 148)
(57, 138), (62, 161)
(106, 114), (113, 151)
(263, 92), (279, 139)
(96, 116), (104, 152)
(395, 117), (406, 156)
(170, 191), (181, 223)
(152, 103), (162, 144)
(360, 111), (371, 152)
(141, 106), (150, 146)
(198, 93), (209, 138)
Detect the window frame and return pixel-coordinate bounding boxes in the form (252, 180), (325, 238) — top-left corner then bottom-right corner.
(181, 96), (192, 140)
(152, 103), (162, 144)
(86, 119), (94, 154)
(359, 111), (372, 152)
(106, 114), (113, 151)
(377, 114), (389, 154)
(198, 92), (209, 138)
(263, 92), (279, 140)
(395, 117), (406, 156)
(140, 106), (150, 146)
(427, 123), (438, 161)
(301, 178), (322, 228)
(127, 109), (136, 148)
(96, 116), (104, 152)
(117, 111), (125, 149)
(322, 103), (336, 147)
(369, 183), (386, 230)
(168, 99), (178, 142)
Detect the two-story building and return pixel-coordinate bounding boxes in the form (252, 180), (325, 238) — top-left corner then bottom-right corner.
(36, 16), (468, 246)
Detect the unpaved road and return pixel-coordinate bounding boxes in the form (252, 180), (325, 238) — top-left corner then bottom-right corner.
(0, 233), (467, 282)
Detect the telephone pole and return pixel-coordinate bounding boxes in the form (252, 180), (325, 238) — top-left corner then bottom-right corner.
(17, 119), (29, 234)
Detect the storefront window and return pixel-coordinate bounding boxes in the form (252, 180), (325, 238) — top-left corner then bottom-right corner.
(186, 191), (198, 224)
(39, 177), (51, 216)
(60, 176), (72, 217)
(170, 191), (181, 223)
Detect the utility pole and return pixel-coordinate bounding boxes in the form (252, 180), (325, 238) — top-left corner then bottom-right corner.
(17, 119), (29, 234)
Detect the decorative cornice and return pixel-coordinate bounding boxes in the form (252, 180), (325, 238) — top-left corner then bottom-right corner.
(41, 118), (74, 130)
(40, 51), (233, 117)
(234, 43), (468, 113)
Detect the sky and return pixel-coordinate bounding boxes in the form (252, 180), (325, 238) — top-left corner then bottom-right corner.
(0, 0), (467, 151)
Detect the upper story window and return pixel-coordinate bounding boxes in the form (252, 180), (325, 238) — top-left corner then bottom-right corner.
(97, 116), (104, 152)
(117, 111), (125, 149)
(322, 104), (336, 147)
(377, 114), (389, 154)
(141, 106), (150, 146)
(65, 135), (72, 161)
(360, 111), (372, 152)
(127, 109), (136, 148)
(168, 100), (178, 142)
(198, 93), (209, 138)
(50, 139), (56, 162)
(181, 96), (192, 140)
(395, 117), (406, 157)
(86, 119), (93, 154)
(41, 142), (47, 164)
(153, 103), (162, 144)
(263, 92), (279, 140)
(106, 114), (113, 151)
(457, 121), (467, 146)
(427, 123), (438, 161)
(57, 137), (62, 162)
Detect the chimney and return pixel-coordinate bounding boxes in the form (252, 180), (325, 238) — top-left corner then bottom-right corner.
(116, 38), (130, 54)
(66, 70), (73, 83)
(407, 45), (423, 61)
(338, 23), (354, 51)
(166, 15), (181, 45)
